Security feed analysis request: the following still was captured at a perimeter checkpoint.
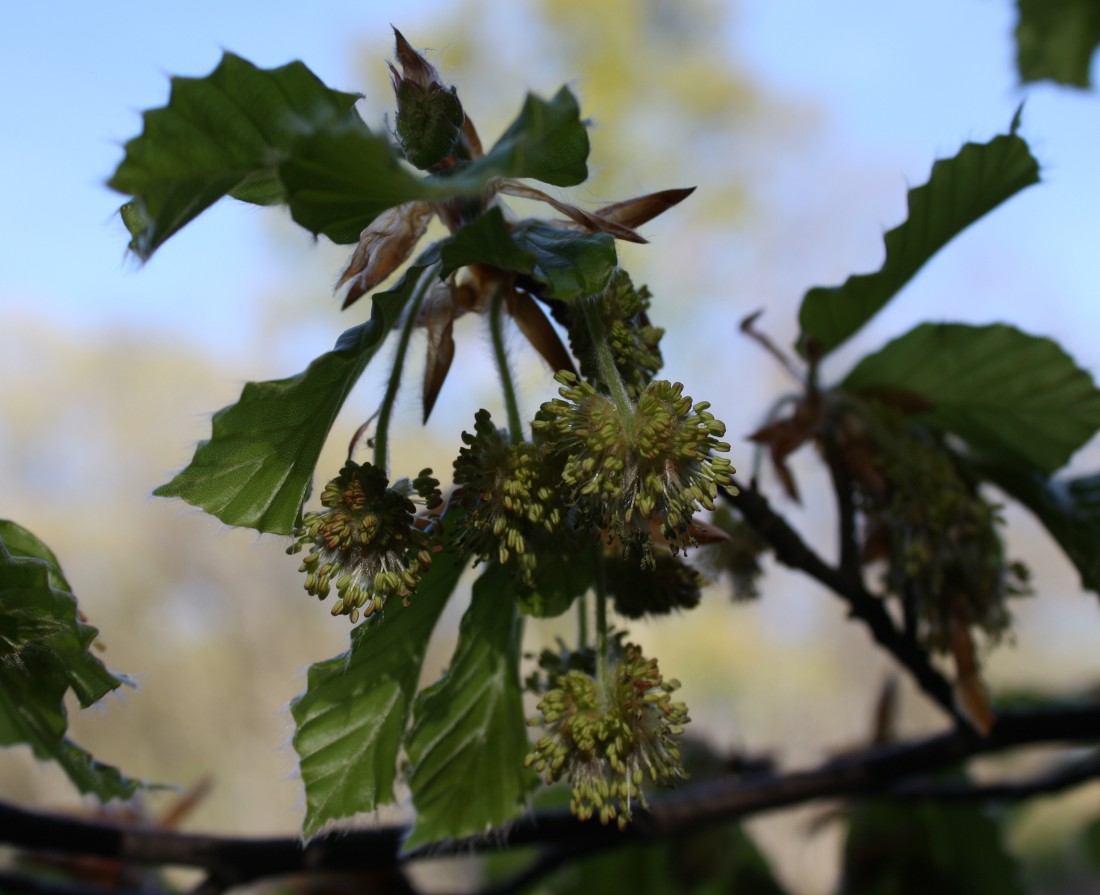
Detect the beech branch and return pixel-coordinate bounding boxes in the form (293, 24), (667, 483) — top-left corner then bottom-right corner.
(3, 700), (1099, 893)
(725, 479), (961, 720)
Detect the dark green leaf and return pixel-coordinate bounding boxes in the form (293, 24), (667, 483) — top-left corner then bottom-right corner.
(440, 213), (616, 300)
(0, 521), (143, 801)
(466, 86), (589, 187)
(279, 118), (448, 244)
(109, 52), (361, 259)
(439, 207), (538, 277)
(797, 132), (1039, 359)
(841, 797), (1025, 894)
(510, 222), (618, 300)
(1016, 0), (1100, 87)
(530, 823), (786, 895)
(515, 547), (593, 618)
(843, 323), (1100, 474)
(290, 540), (466, 838)
(404, 563), (533, 846)
(154, 252), (440, 533)
(1084, 813), (1100, 870)
(978, 464), (1100, 595)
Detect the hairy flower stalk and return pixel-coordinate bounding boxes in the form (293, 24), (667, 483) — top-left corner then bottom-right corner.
(568, 269), (664, 401)
(525, 643), (689, 828)
(534, 372), (735, 565)
(287, 461), (442, 623)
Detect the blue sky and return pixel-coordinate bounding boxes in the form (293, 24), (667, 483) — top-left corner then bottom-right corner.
(2, 1), (1098, 376)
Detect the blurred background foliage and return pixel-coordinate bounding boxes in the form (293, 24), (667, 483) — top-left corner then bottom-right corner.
(3, 0), (1100, 891)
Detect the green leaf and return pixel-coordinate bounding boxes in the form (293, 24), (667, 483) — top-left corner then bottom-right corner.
(510, 222), (618, 300)
(1016, 0), (1100, 88)
(0, 521), (143, 801)
(404, 563), (533, 846)
(797, 131), (1040, 359)
(467, 86), (590, 187)
(841, 797), (1025, 894)
(439, 207), (538, 276)
(842, 323), (1100, 474)
(977, 464), (1100, 595)
(109, 52), (361, 259)
(439, 212), (617, 300)
(279, 85), (590, 246)
(531, 823), (787, 895)
(279, 118), (446, 244)
(290, 540), (467, 838)
(154, 251), (440, 533)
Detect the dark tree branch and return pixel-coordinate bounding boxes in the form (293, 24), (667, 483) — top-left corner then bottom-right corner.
(819, 434), (862, 589)
(3, 701), (1099, 889)
(885, 749), (1100, 801)
(725, 479), (960, 721)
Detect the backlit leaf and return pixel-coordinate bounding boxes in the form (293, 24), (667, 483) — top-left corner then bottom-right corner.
(843, 323), (1100, 474)
(404, 563), (533, 847)
(978, 464), (1100, 595)
(797, 130), (1039, 359)
(1016, 0), (1100, 87)
(154, 251), (440, 533)
(109, 53), (361, 259)
(841, 796), (1025, 894)
(0, 521), (144, 801)
(467, 86), (589, 187)
(290, 540), (467, 838)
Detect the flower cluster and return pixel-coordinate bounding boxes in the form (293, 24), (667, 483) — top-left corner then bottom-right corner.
(605, 553), (704, 618)
(534, 373), (735, 565)
(568, 269), (664, 400)
(452, 409), (573, 587)
(287, 461), (441, 623)
(525, 643), (689, 828)
(841, 404), (1027, 651)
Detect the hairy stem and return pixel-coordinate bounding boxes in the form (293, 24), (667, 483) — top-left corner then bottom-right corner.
(489, 282), (524, 445)
(374, 266), (436, 471)
(593, 545), (610, 690)
(580, 293), (633, 420)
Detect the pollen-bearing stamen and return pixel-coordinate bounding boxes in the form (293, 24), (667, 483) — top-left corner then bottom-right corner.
(287, 461), (441, 623)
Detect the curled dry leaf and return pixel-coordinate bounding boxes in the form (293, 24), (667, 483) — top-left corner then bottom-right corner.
(495, 180), (647, 243)
(418, 278), (469, 422)
(391, 28), (446, 90)
(589, 186), (696, 230)
(950, 617), (994, 736)
(337, 201), (434, 309)
(748, 394), (822, 502)
(505, 289), (576, 376)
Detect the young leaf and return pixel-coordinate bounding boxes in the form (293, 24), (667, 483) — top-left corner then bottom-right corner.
(109, 52), (361, 259)
(0, 521), (143, 801)
(154, 252), (440, 534)
(1016, 0), (1100, 88)
(841, 797), (1025, 894)
(279, 118), (449, 244)
(842, 323), (1100, 474)
(797, 131), (1039, 359)
(439, 207), (538, 276)
(465, 86), (590, 187)
(977, 464), (1100, 595)
(290, 541), (466, 838)
(403, 563), (533, 847)
(279, 85), (590, 245)
(439, 213), (617, 301)
(510, 222), (618, 300)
